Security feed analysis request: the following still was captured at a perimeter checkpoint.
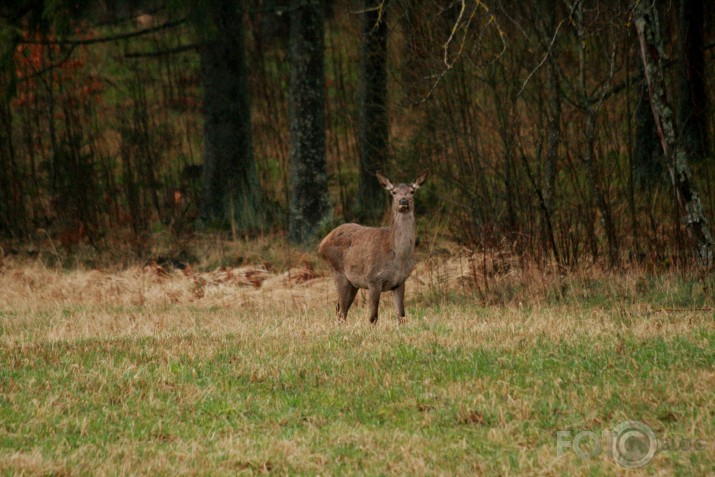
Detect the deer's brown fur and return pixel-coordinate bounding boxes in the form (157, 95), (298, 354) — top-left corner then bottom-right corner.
(318, 170), (428, 323)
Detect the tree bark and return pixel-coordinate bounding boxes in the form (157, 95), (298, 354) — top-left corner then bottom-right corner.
(634, 72), (662, 189)
(0, 94), (25, 237)
(536, 0), (562, 266)
(199, 0), (263, 233)
(288, 0), (330, 244)
(635, 4), (714, 267)
(356, 0), (389, 224)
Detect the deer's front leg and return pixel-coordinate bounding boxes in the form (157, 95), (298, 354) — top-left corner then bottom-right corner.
(392, 282), (406, 324)
(368, 284), (382, 324)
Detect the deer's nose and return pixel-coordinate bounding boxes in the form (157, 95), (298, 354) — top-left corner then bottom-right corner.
(398, 198), (409, 206)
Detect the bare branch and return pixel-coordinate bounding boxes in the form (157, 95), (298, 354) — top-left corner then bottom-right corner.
(124, 43), (200, 59)
(16, 44), (78, 83)
(17, 19), (186, 47)
(413, 0), (505, 105)
(443, 0), (467, 69)
(516, 0), (581, 98)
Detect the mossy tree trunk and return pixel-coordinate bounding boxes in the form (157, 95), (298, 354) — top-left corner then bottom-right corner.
(199, 0), (263, 233)
(288, 0), (330, 244)
(635, 4), (714, 267)
(356, 0), (389, 224)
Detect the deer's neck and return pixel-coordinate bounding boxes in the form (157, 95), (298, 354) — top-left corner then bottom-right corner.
(389, 211), (416, 260)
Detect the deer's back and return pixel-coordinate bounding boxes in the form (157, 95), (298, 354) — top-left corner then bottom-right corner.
(318, 223), (392, 284)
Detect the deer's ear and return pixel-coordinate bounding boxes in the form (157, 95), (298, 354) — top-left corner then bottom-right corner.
(376, 171), (394, 191)
(412, 169), (429, 190)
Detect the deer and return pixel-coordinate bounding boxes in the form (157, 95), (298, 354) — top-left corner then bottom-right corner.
(318, 170), (428, 324)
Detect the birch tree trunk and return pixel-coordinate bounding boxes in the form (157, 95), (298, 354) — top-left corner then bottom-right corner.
(634, 4), (714, 267)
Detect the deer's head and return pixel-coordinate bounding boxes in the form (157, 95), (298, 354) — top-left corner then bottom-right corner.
(376, 170), (429, 214)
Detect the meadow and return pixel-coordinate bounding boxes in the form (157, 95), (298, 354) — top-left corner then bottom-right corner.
(0, 239), (713, 475)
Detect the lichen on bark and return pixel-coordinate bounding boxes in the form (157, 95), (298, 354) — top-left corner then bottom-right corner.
(287, 0), (330, 244)
(635, 5), (714, 267)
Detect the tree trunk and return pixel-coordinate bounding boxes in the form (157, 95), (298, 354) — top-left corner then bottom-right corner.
(0, 95), (25, 238)
(288, 0), (330, 244)
(574, 3), (618, 267)
(356, 1), (389, 224)
(199, 0), (263, 233)
(634, 73), (662, 189)
(543, 57), (560, 217)
(536, 0), (562, 266)
(635, 4), (714, 267)
(583, 109), (619, 267)
(677, 0), (708, 162)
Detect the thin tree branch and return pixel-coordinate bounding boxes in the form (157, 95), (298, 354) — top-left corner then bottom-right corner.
(124, 43), (200, 59)
(443, 0), (467, 69)
(17, 19), (186, 46)
(412, 0), (505, 105)
(93, 6), (167, 28)
(516, 0), (581, 98)
(16, 44), (78, 83)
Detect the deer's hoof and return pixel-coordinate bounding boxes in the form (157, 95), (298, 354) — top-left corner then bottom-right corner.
(370, 316), (378, 324)
(398, 316), (408, 325)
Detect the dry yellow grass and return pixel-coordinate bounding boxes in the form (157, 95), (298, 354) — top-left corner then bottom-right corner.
(1, 248), (710, 345)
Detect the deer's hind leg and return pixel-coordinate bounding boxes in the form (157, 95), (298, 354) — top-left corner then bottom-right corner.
(334, 273), (358, 321)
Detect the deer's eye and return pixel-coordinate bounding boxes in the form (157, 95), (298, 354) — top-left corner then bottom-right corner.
(391, 190), (396, 195)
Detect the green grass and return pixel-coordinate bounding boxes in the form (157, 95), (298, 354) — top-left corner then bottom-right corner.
(1, 298), (713, 475)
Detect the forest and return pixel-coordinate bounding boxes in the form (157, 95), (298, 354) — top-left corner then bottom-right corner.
(0, 0), (712, 270)
(1, 2), (714, 474)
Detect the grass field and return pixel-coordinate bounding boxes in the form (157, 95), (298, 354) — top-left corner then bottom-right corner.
(0, 244), (713, 475)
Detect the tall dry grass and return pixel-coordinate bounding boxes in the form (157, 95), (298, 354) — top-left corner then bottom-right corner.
(1, 237), (711, 344)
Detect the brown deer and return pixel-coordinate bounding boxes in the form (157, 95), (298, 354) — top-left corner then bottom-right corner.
(318, 170), (428, 324)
